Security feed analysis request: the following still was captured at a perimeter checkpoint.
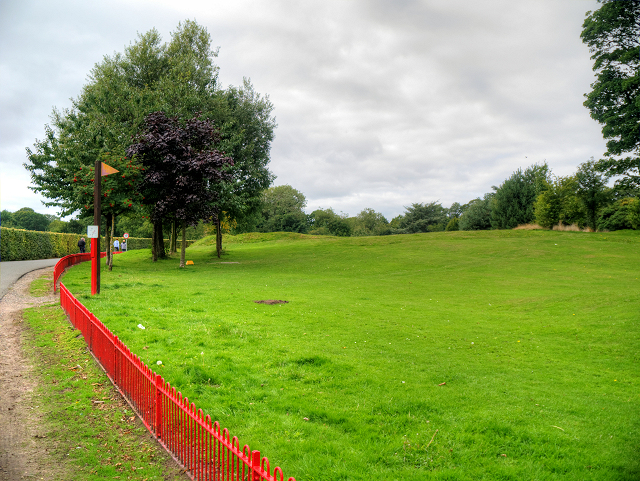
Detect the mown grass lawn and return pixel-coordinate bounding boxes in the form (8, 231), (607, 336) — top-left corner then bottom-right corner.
(60, 230), (640, 480)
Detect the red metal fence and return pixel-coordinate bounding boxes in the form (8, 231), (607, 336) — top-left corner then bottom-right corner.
(53, 252), (92, 292)
(55, 254), (295, 481)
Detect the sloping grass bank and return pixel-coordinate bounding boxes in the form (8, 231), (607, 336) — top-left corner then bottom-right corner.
(60, 230), (640, 480)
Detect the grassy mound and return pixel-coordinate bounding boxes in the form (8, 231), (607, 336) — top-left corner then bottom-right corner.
(191, 231), (325, 247)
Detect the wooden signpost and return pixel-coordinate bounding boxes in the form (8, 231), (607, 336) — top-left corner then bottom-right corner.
(90, 160), (119, 296)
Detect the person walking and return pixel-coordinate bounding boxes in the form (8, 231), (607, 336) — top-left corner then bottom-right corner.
(122, 239), (127, 252)
(78, 237), (86, 253)
(113, 238), (120, 252)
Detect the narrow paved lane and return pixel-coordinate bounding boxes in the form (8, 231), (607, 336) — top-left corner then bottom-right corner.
(0, 259), (60, 300)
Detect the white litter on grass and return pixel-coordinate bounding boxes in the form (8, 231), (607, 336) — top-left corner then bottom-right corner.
(137, 324), (145, 330)
(157, 360), (162, 365)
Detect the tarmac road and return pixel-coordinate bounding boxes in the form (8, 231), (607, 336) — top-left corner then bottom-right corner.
(0, 258), (60, 300)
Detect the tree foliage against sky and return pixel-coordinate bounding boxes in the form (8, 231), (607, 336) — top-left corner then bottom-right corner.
(257, 185), (308, 233)
(24, 20), (275, 228)
(581, 0), (640, 190)
(459, 194), (494, 231)
(398, 202), (448, 233)
(1, 207), (50, 231)
(308, 208), (352, 237)
(533, 175), (585, 229)
(491, 164), (550, 229)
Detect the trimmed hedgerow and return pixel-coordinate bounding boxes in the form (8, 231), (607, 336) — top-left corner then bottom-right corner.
(0, 227), (193, 261)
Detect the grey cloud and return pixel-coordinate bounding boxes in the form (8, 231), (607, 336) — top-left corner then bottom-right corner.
(1, 0), (607, 221)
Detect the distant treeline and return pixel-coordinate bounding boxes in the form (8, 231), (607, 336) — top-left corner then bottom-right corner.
(4, 160), (638, 244)
(249, 161), (639, 236)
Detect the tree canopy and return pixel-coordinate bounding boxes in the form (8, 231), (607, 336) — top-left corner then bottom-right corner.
(24, 20), (275, 230)
(308, 208), (352, 236)
(127, 111), (233, 261)
(491, 164), (550, 229)
(257, 185), (308, 233)
(351, 208), (390, 236)
(581, 0), (640, 191)
(1, 208), (50, 231)
(397, 202), (448, 233)
(459, 194), (494, 231)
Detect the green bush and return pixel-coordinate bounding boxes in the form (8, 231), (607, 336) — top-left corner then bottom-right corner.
(628, 198), (640, 229)
(445, 217), (459, 231)
(459, 194), (494, 230)
(492, 164), (549, 229)
(1, 227), (81, 261)
(596, 198), (638, 231)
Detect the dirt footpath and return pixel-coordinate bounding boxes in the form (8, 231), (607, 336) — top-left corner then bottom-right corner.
(0, 268), (61, 480)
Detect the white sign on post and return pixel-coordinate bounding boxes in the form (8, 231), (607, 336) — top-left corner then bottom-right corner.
(87, 225), (99, 238)
(123, 233), (129, 239)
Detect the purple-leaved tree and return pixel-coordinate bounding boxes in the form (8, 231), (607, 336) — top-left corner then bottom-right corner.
(127, 111), (233, 265)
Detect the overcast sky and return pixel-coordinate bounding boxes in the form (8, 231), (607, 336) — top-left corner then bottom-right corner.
(0, 0), (607, 221)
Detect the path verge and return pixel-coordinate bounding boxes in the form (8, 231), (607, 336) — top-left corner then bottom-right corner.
(0, 269), (188, 480)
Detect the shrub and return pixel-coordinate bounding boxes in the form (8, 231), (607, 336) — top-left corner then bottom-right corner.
(0, 227), (183, 261)
(398, 202), (447, 233)
(459, 194), (494, 230)
(492, 163), (550, 229)
(445, 217), (459, 231)
(597, 198), (637, 231)
(628, 198), (640, 229)
(1, 227), (79, 261)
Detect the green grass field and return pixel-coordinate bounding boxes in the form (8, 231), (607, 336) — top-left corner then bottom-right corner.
(60, 230), (640, 480)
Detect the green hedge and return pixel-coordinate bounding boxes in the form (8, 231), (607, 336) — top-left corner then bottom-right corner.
(1, 227), (81, 261)
(1, 227), (195, 261)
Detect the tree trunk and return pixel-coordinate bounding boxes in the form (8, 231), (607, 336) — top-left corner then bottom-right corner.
(170, 219), (178, 254)
(152, 218), (165, 262)
(180, 221), (187, 268)
(105, 215), (113, 271)
(108, 213), (116, 271)
(216, 216), (222, 258)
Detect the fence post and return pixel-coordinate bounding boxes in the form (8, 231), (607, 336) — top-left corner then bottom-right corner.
(252, 451), (261, 481)
(155, 373), (163, 440)
(114, 336), (119, 385)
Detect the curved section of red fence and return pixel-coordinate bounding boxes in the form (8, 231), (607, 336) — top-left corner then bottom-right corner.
(53, 253), (92, 292)
(55, 257), (295, 481)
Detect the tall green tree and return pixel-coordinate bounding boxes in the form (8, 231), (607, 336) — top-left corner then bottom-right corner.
(2, 208), (50, 231)
(398, 202), (447, 233)
(257, 185), (308, 233)
(1, 210), (15, 228)
(308, 208), (352, 236)
(24, 21), (275, 238)
(581, 0), (640, 191)
(575, 159), (610, 230)
(459, 194), (494, 231)
(491, 163), (550, 229)
(351, 208), (390, 236)
(534, 175), (585, 229)
(215, 80), (276, 227)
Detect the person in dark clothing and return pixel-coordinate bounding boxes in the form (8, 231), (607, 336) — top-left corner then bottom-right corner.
(78, 237), (86, 253)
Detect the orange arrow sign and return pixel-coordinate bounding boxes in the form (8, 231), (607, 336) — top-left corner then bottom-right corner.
(101, 162), (119, 176)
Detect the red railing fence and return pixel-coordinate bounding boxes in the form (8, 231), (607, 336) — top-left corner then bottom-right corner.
(54, 254), (295, 481)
